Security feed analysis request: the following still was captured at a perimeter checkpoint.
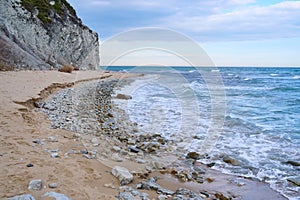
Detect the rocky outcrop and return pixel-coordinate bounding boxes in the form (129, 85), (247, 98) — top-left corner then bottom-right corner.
(0, 0), (99, 70)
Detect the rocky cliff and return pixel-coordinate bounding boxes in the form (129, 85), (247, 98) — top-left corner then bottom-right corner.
(0, 0), (99, 70)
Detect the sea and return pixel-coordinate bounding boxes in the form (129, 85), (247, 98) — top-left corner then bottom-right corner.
(102, 66), (300, 199)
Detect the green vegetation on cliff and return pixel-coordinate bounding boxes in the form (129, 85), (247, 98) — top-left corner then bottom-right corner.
(21, 0), (76, 24)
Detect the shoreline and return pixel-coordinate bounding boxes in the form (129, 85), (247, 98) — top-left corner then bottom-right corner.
(0, 70), (287, 199)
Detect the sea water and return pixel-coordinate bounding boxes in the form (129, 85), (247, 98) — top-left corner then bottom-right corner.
(103, 66), (300, 199)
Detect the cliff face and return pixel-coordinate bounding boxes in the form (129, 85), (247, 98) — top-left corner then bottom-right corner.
(0, 0), (99, 70)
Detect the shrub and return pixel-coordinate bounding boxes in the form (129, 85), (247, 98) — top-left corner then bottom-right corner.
(58, 65), (73, 73)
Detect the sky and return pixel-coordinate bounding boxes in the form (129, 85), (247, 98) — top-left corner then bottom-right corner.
(68, 0), (300, 67)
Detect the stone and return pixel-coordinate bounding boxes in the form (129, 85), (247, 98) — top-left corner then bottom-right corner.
(111, 153), (124, 162)
(287, 177), (300, 187)
(80, 149), (88, 154)
(6, 194), (35, 200)
(112, 166), (133, 185)
(129, 146), (140, 153)
(116, 94), (132, 100)
(285, 160), (300, 167)
(117, 192), (137, 200)
(42, 192), (71, 200)
(32, 139), (44, 145)
(186, 152), (200, 160)
(26, 164), (34, 168)
(175, 188), (203, 200)
(157, 187), (175, 195)
(51, 153), (59, 158)
(28, 179), (42, 190)
(47, 136), (58, 142)
(222, 155), (241, 166)
(193, 166), (206, 174)
(158, 195), (168, 200)
(91, 138), (99, 146)
(48, 183), (58, 188)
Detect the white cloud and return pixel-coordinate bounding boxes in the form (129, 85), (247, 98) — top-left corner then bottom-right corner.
(159, 1), (300, 41)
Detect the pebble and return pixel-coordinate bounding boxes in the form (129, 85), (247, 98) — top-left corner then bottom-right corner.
(47, 136), (58, 142)
(28, 179), (42, 190)
(80, 149), (88, 154)
(91, 138), (99, 146)
(51, 153), (59, 158)
(26, 163), (34, 167)
(48, 182), (58, 188)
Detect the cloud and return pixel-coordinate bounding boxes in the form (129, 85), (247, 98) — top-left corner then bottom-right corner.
(160, 1), (300, 41)
(68, 0), (300, 42)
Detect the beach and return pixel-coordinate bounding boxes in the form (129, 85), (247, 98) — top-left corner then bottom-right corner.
(0, 70), (288, 199)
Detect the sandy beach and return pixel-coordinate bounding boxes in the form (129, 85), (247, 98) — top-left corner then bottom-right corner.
(0, 70), (287, 200)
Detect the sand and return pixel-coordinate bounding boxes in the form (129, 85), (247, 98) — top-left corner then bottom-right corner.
(0, 70), (287, 199)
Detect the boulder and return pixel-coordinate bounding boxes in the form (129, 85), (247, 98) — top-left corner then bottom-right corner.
(112, 166), (133, 185)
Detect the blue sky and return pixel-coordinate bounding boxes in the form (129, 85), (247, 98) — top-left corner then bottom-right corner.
(68, 0), (300, 67)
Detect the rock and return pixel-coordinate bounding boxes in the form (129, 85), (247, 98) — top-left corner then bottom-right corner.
(47, 136), (58, 142)
(287, 177), (300, 187)
(48, 183), (58, 188)
(158, 195), (168, 200)
(205, 177), (214, 183)
(186, 152), (200, 160)
(129, 146), (140, 153)
(138, 177), (159, 190)
(112, 146), (121, 152)
(26, 164), (34, 168)
(214, 193), (230, 200)
(32, 139), (44, 145)
(285, 160), (300, 167)
(111, 153), (124, 162)
(152, 161), (164, 170)
(117, 192), (137, 200)
(51, 153), (59, 158)
(206, 162), (215, 168)
(116, 94), (132, 100)
(6, 194), (35, 200)
(193, 166), (206, 174)
(28, 179), (42, 190)
(135, 158), (146, 164)
(175, 188), (203, 200)
(91, 138), (99, 146)
(157, 187), (175, 195)
(83, 154), (96, 159)
(42, 192), (71, 200)
(80, 149), (88, 154)
(0, 0), (99, 70)
(112, 166), (133, 185)
(104, 183), (116, 189)
(222, 155), (241, 166)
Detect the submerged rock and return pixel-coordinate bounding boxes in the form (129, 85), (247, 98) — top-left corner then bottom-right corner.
(112, 166), (133, 185)
(222, 155), (241, 166)
(116, 94), (132, 100)
(287, 177), (300, 187)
